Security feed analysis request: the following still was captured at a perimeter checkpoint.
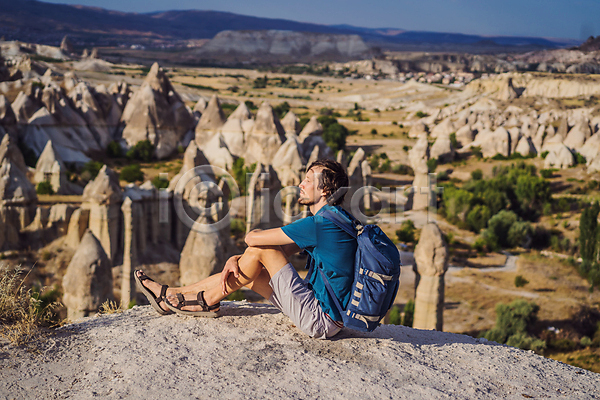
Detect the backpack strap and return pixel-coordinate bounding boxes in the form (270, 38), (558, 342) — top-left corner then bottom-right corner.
(320, 209), (362, 238)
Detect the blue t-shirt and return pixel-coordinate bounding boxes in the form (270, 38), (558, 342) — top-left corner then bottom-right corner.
(281, 205), (357, 321)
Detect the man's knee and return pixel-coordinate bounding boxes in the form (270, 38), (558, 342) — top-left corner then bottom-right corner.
(243, 245), (287, 265)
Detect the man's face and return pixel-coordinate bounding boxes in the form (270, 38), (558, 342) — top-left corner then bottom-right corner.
(298, 167), (325, 206)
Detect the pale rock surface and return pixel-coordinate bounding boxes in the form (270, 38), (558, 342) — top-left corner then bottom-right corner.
(429, 118), (454, 139)
(429, 134), (454, 163)
(62, 230), (113, 321)
(563, 120), (591, 152)
(179, 214), (231, 286)
(515, 136), (537, 157)
(33, 140), (69, 194)
(82, 165), (122, 205)
(21, 107), (92, 165)
(65, 208), (90, 249)
(470, 128), (510, 158)
(11, 84), (43, 123)
(0, 134), (28, 174)
(298, 117), (323, 141)
(219, 102), (252, 157)
(121, 63), (194, 159)
(544, 143), (575, 169)
(0, 155), (37, 205)
(579, 133), (600, 162)
(507, 127), (521, 154)
(272, 135), (305, 187)
(5, 303), (596, 399)
(202, 133), (235, 171)
(244, 102), (285, 165)
(413, 223), (449, 331)
(192, 97), (207, 115)
(455, 124), (475, 147)
(246, 163), (282, 231)
(408, 121), (428, 138)
(280, 111), (300, 136)
(195, 94), (226, 146)
(408, 133), (429, 175)
(344, 148), (366, 212)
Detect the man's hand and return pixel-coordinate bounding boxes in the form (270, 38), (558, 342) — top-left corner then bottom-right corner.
(221, 255), (242, 295)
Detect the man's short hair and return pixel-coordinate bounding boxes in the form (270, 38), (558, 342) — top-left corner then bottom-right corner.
(307, 159), (349, 206)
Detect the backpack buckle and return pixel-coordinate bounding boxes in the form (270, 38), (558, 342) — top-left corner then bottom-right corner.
(355, 223), (364, 235)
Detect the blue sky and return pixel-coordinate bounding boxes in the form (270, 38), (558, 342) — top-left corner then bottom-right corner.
(42, 0), (599, 40)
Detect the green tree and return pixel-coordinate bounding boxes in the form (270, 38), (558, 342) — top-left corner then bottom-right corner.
(466, 204), (491, 233)
(151, 175), (169, 189)
(484, 210), (519, 249)
(402, 299), (414, 327)
(483, 299), (545, 353)
(126, 140), (154, 162)
(36, 181), (54, 195)
(579, 202), (600, 289)
(318, 115), (349, 153)
(120, 164), (144, 182)
(396, 220), (416, 243)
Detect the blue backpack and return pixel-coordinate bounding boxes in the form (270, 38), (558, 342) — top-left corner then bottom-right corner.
(306, 209), (401, 332)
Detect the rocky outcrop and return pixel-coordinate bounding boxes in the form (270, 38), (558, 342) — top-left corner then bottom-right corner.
(272, 136), (305, 187)
(244, 102), (285, 165)
(280, 111), (300, 136)
(179, 214), (231, 286)
(121, 63), (194, 159)
(62, 230), (113, 321)
(219, 102), (251, 157)
(246, 163), (282, 231)
(82, 165), (122, 259)
(430, 134), (454, 163)
(196, 30), (372, 62)
(544, 143), (575, 169)
(195, 95), (226, 147)
(413, 223), (449, 331)
(33, 140), (71, 195)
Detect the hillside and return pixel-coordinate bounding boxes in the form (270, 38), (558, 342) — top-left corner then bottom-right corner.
(0, 0), (579, 52)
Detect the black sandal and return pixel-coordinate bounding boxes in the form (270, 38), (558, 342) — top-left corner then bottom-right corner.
(134, 270), (174, 316)
(164, 291), (220, 318)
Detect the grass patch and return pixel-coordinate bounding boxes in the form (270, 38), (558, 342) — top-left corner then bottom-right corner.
(0, 265), (60, 347)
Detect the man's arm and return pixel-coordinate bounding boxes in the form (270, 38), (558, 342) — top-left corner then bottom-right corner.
(245, 228), (295, 247)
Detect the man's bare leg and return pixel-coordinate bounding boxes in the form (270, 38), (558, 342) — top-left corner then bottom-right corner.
(165, 245), (290, 311)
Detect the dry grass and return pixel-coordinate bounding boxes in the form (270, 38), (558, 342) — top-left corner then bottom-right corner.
(0, 265), (60, 347)
(98, 300), (123, 315)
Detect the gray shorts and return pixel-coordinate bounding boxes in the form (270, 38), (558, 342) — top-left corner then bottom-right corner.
(269, 263), (342, 339)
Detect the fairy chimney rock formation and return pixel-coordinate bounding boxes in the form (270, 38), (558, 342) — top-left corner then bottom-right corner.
(219, 103), (251, 157)
(33, 140), (68, 194)
(246, 163), (282, 232)
(62, 230), (113, 320)
(298, 116), (323, 141)
(281, 111), (301, 136)
(195, 95), (226, 146)
(244, 102), (285, 165)
(413, 223), (449, 331)
(82, 165), (122, 259)
(121, 62), (194, 159)
(179, 214), (231, 285)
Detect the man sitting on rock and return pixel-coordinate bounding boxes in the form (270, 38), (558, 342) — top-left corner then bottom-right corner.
(136, 159), (357, 339)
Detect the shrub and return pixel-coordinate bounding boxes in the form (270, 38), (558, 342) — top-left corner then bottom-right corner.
(402, 299), (414, 327)
(471, 146), (483, 159)
(396, 220), (416, 243)
(126, 140), (154, 162)
(318, 116), (349, 153)
(483, 210), (519, 249)
(120, 164), (144, 182)
(391, 164), (414, 175)
(575, 152), (587, 165)
(106, 141), (123, 158)
(426, 158), (438, 173)
(232, 157), (257, 195)
(484, 299), (543, 353)
(415, 111), (428, 118)
(507, 221), (533, 248)
(471, 169), (483, 180)
(472, 236), (487, 254)
(540, 169), (555, 179)
(466, 205), (491, 233)
(541, 151), (549, 159)
(437, 171), (449, 181)
(379, 159), (391, 173)
(273, 102), (291, 119)
(515, 275), (529, 287)
(388, 305), (402, 325)
(151, 175), (169, 189)
(81, 161), (104, 182)
(36, 181), (54, 195)
(581, 336), (593, 347)
(370, 128), (378, 135)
